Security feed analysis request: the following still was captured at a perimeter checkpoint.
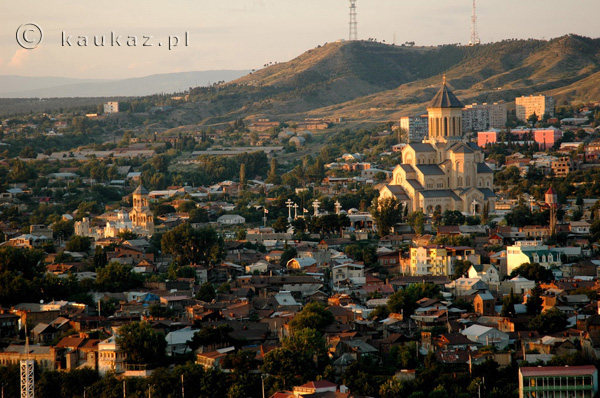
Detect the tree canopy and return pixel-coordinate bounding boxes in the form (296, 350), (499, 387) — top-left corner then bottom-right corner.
(161, 224), (225, 266)
(509, 262), (554, 282)
(370, 197), (402, 237)
(116, 321), (166, 365)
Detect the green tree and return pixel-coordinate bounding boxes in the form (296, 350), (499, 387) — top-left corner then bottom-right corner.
(265, 158), (281, 184)
(289, 302), (334, 333)
(262, 347), (309, 391)
(407, 210), (425, 235)
(510, 262), (554, 282)
(196, 282), (216, 302)
(452, 260), (472, 280)
(528, 308), (568, 334)
(500, 288), (517, 317)
(239, 163), (247, 189)
(96, 262), (142, 292)
(368, 305), (390, 320)
(161, 224), (225, 266)
(526, 283), (544, 315)
(116, 321), (167, 365)
(272, 216), (289, 233)
(65, 235), (92, 252)
(279, 246), (297, 267)
(370, 197), (402, 237)
(388, 283), (441, 317)
(441, 210), (465, 226)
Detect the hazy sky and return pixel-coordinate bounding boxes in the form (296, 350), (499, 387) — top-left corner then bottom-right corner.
(1, 0), (599, 79)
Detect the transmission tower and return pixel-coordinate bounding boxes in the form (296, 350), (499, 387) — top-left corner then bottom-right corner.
(21, 324), (34, 398)
(469, 0), (480, 46)
(349, 0), (357, 41)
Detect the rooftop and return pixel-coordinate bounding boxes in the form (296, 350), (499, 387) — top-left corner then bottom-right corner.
(520, 365), (597, 377)
(428, 80), (464, 109)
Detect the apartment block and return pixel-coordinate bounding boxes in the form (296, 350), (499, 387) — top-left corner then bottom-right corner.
(515, 95), (554, 122)
(399, 115), (429, 143)
(519, 365), (598, 398)
(462, 102), (507, 132)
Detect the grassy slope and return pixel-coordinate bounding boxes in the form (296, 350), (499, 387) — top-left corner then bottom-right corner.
(163, 35), (600, 129)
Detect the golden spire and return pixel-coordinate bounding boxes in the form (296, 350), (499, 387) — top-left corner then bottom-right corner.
(442, 74), (446, 85)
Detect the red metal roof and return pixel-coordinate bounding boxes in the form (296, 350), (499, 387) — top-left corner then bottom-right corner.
(520, 365), (597, 377)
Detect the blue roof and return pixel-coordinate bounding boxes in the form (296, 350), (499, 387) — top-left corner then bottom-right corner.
(477, 163), (494, 174)
(415, 165), (445, 176)
(479, 188), (496, 198)
(407, 143), (435, 153)
(405, 179), (424, 191)
(420, 190), (462, 201)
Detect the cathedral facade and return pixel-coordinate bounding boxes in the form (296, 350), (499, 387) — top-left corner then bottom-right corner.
(379, 79), (496, 214)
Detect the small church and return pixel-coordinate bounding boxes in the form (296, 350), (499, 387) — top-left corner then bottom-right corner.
(74, 185), (155, 238)
(379, 77), (496, 214)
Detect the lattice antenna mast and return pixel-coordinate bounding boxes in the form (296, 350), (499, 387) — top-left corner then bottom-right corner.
(21, 322), (34, 398)
(469, 0), (480, 46)
(349, 0), (358, 41)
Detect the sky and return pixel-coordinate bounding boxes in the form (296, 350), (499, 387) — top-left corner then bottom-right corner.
(1, 0), (599, 80)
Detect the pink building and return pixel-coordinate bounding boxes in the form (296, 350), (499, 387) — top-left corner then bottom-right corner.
(477, 130), (500, 147)
(477, 128), (563, 150)
(533, 128), (563, 150)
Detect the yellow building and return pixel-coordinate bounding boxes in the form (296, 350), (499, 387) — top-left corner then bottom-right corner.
(129, 185), (154, 235)
(515, 95), (554, 122)
(410, 245), (478, 276)
(380, 78), (496, 214)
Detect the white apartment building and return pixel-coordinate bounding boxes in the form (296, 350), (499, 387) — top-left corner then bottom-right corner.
(103, 101), (119, 114)
(462, 102), (507, 132)
(399, 115), (429, 143)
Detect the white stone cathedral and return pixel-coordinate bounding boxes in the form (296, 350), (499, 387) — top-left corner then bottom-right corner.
(379, 78), (496, 214)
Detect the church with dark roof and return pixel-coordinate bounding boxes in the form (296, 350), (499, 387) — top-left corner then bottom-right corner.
(379, 78), (496, 215)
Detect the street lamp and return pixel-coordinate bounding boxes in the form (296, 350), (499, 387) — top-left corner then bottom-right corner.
(261, 373), (270, 398)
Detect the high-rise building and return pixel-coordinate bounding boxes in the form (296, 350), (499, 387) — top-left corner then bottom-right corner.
(519, 365), (598, 398)
(515, 95), (554, 122)
(399, 115), (429, 142)
(462, 102), (507, 132)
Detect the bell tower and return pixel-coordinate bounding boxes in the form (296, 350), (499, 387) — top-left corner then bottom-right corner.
(426, 76), (464, 141)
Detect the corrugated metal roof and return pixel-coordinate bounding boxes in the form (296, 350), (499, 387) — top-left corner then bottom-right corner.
(520, 365), (597, 377)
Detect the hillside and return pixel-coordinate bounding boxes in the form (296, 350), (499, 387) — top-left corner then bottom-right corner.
(171, 35), (600, 126)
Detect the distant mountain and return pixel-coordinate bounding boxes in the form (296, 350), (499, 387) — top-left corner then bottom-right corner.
(169, 35), (600, 126)
(0, 70), (250, 98)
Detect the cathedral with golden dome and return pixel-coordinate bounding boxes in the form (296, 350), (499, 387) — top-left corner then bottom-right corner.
(379, 78), (496, 214)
